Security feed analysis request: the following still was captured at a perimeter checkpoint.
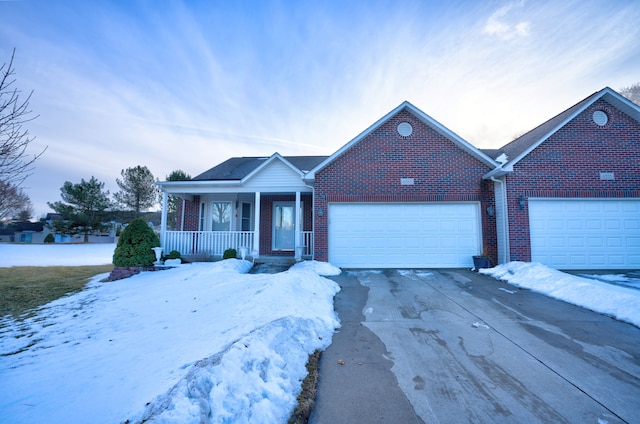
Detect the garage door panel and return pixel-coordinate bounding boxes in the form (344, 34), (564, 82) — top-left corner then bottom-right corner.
(329, 203), (481, 268)
(529, 199), (640, 269)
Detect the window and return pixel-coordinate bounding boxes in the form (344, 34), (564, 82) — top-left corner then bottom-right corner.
(211, 202), (231, 231)
(241, 202), (252, 231)
(199, 203), (205, 231)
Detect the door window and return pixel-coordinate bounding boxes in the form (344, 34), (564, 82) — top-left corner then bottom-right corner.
(273, 202), (295, 250)
(211, 202), (231, 231)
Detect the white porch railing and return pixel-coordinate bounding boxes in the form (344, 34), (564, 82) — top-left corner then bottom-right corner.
(163, 231), (255, 257)
(163, 230), (314, 259)
(302, 231), (314, 258)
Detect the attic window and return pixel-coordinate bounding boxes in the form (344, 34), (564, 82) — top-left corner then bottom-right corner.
(397, 122), (413, 137)
(592, 110), (608, 126)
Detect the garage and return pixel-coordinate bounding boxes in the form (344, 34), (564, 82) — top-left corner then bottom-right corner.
(328, 203), (481, 268)
(529, 199), (640, 269)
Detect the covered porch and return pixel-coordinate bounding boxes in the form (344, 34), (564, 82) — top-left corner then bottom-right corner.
(157, 154), (321, 261)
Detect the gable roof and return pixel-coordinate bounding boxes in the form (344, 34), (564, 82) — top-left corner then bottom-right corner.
(484, 87), (640, 178)
(14, 222), (44, 232)
(193, 154), (328, 181)
(306, 101), (499, 180)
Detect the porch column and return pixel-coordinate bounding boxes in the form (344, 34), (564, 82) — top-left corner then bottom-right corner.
(295, 191), (301, 260)
(160, 191), (168, 247)
(253, 192), (261, 256)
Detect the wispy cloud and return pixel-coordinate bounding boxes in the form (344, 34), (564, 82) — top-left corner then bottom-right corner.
(1, 0), (639, 215)
(483, 1), (531, 40)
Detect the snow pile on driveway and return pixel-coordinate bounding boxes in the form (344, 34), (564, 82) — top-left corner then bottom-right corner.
(481, 262), (640, 328)
(0, 254), (341, 423)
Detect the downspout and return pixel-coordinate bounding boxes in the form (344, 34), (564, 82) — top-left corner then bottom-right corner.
(304, 181), (315, 260)
(490, 176), (510, 264)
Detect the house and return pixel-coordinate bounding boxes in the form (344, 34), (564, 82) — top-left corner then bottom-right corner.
(13, 221), (46, 243)
(157, 87), (640, 270)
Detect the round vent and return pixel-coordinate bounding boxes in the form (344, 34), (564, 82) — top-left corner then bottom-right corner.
(592, 110), (608, 126)
(397, 122), (413, 137)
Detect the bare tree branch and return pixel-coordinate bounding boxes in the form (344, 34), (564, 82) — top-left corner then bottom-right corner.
(0, 48), (46, 187)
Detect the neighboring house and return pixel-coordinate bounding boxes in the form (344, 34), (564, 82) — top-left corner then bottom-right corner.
(13, 222), (46, 243)
(157, 87), (640, 270)
(0, 228), (15, 242)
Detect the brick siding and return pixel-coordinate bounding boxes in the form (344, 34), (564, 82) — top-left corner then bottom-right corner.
(505, 99), (640, 261)
(313, 109), (496, 262)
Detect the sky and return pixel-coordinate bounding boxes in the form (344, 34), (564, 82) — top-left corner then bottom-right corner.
(1, 0), (639, 218)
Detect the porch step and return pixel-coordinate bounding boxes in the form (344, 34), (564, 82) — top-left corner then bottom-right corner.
(252, 256), (298, 266)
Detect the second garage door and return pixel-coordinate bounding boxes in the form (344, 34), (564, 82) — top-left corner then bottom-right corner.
(328, 203), (481, 268)
(529, 199), (640, 269)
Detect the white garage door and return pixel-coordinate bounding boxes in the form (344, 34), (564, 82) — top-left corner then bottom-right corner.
(328, 203), (481, 268)
(529, 199), (640, 269)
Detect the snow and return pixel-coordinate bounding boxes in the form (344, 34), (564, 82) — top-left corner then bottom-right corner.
(3, 244), (639, 422)
(480, 262), (640, 328)
(289, 260), (342, 276)
(0, 244), (341, 423)
(0, 242), (116, 267)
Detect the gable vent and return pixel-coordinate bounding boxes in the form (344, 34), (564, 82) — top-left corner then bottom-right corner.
(592, 110), (608, 126)
(397, 122), (413, 137)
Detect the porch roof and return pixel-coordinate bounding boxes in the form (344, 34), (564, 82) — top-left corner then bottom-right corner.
(157, 154), (328, 198)
(193, 155), (328, 181)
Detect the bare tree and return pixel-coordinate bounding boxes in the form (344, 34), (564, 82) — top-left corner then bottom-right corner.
(0, 49), (45, 186)
(0, 180), (33, 222)
(619, 83), (640, 105)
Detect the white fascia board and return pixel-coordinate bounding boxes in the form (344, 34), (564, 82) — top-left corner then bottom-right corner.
(241, 152), (303, 183)
(405, 103), (499, 168)
(156, 180), (311, 195)
(504, 87), (640, 169)
(306, 102), (413, 179)
(306, 101), (499, 180)
(482, 166), (512, 180)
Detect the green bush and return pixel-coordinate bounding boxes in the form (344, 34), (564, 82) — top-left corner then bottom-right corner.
(166, 250), (181, 260)
(44, 233), (55, 243)
(112, 218), (160, 267)
(222, 248), (237, 259)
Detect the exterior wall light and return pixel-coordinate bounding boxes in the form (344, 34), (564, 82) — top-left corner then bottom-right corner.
(519, 195), (526, 210)
(487, 205), (495, 216)
(317, 208), (324, 216)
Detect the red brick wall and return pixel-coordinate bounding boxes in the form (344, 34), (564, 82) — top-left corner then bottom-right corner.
(181, 196), (200, 231)
(505, 99), (640, 261)
(260, 194), (312, 256)
(313, 109), (495, 262)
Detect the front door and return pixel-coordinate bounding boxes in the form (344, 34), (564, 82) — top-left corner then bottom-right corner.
(273, 202), (295, 250)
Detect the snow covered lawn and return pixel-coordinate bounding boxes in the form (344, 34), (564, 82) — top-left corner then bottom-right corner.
(481, 262), (640, 328)
(0, 244), (341, 423)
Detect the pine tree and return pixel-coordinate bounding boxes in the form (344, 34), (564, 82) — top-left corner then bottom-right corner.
(48, 177), (112, 242)
(114, 165), (160, 218)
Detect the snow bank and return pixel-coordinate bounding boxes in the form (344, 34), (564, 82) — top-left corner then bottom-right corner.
(0, 250), (341, 423)
(0, 242), (116, 267)
(481, 262), (640, 327)
(290, 260), (341, 276)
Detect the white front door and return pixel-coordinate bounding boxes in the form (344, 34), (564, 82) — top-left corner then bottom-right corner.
(273, 202), (295, 250)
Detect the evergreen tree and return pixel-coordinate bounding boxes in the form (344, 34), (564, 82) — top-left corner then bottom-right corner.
(48, 176), (112, 242)
(114, 165), (159, 218)
(165, 169), (191, 230)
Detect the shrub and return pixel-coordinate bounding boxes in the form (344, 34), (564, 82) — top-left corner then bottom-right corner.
(166, 250), (181, 260)
(222, 248), (237, 259)
(44, 233), (55, 243)
(112, 218), (160, 267)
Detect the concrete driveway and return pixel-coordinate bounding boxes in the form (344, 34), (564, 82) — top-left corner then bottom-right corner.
(310, 269), (640, 424)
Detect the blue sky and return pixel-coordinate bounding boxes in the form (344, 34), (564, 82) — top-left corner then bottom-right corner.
(2, 0), (639, 217)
